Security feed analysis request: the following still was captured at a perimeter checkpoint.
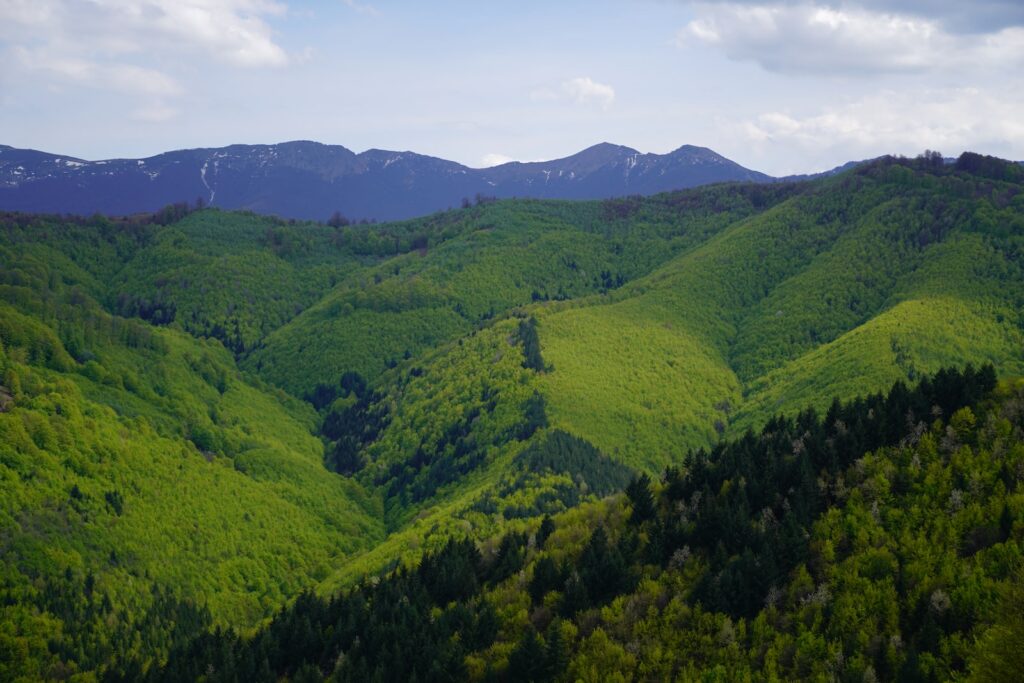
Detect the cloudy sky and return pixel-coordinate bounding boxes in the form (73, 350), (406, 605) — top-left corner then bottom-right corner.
(1, 0), (1023, 175)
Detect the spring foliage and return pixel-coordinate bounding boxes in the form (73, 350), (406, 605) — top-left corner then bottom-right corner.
(1, 154), (1023, 680)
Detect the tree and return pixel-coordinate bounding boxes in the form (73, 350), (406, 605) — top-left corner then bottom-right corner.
(507, 628), (545, 682)
(970, 571), (1024, 682)
(530, 556), (563, 604)
(489, 532), (526, 584)
(544, 621), (569, 680)
(578, 527), (633, 604)
(328, 437), (366, 476)
(339, 370), (367, 398)
(918, 149), (944, 170)
(519, 391), (548, 440)
(537, 515), (556, 548)
(327, 211), (350, 228)
(560, 572), (590, 616)
(518, 317), (545, 372)
(625, 473), (656, 524)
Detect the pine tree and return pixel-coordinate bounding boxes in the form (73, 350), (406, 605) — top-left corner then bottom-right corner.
(625, 473), (656, 524)
(507, 628), (545, 682)
(537, 515), (556, 548)
(543, 621), (568, 680)
(518, 317), (545, 372)
(560, 572), (589, 616)
(519, 391), (548, 440)
(529, 556), (562, 604)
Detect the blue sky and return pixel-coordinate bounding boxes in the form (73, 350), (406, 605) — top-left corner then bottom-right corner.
(1, 0), (1023, 175)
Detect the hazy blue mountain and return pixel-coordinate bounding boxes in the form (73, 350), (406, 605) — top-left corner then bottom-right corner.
(0, 140), (773, 221)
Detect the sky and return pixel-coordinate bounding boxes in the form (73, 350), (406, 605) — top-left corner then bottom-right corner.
(1, 0), (1023, 176)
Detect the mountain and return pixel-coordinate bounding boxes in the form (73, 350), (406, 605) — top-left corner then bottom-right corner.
(481, 142), (771, 198)
(0, 141), (772, 221)
(146, 365), (1024, 683)
(1, 152), (1023, 680)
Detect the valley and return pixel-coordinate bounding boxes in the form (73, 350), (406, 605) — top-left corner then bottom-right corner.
(1, 152), (1022, 681)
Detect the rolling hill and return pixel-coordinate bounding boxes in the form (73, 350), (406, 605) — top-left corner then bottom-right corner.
(1, 151), (1023, 680)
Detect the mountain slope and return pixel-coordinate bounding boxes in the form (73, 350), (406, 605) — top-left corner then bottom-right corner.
(246, 185), (796, 399)
(2, 151), (1023, 681)
(0, 141), (772, 221)
(535, 157), (1024, 467)
(140, 367), (1024, 683)
(0, 215), (384, 678)
(297, 154), (1024, 592)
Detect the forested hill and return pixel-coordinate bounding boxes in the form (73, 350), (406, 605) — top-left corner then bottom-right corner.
(139, 366), (1024, 682)
(0, 151), (1023, 680)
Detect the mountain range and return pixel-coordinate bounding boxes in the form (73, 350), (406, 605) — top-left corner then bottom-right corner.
(0, 140), (781, 221)
(2, 151), (1023, 681)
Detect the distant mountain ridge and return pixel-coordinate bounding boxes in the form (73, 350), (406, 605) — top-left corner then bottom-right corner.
(0, 140), (780, 221)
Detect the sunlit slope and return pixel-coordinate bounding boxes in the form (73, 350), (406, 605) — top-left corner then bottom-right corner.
(317, 316), (638, 593)
(735, 230), (1024, 426)
(536, 304), (741, 472)
(246, 188), (794, 398)
(0, 247), (384, 656)
(537, 161), (1024, 468)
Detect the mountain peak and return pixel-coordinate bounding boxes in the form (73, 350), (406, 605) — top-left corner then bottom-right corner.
(579, 141), (638, 154)
(668, 144), (717, 157)
(0, 140), (773, 220)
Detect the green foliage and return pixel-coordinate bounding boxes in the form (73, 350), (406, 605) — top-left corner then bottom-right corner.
(518, 316), (545, 372)
(537, 161), (1024, 470)
(515, 429), (634, 498)
(625, 472), (655, 524)
(3, 157), (1024, 680)
(0, 238), (383, 679)
(142, 367), (1024, 682)
(108, 211), (366, 354)
(246, 190), (787, 397)
(970, 570), (1024, 682)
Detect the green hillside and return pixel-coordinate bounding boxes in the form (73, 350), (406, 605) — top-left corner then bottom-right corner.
(537, 158), (1024, 468)
(1, 153), (1023, 680)
(0, 222), (383, 679)
(303, 155), (1024, 599)
(245, 187), (794, 398)
(139, 367), (1024, 683)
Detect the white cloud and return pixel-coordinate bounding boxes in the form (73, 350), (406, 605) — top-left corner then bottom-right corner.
(680, 2), (1024, 75)
(12, 47), (184, 97)
(562, 77), (616, 109)
(732, 86), (1024, 169)
(531, 77), (616, 109)
(686, 1), (1024, 34)
(144, 0), (290, 67)
(0, 0), (292, 68)
(0, 0), (293, 124)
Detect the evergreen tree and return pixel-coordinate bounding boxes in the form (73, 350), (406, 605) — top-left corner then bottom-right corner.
(560, 572), (590, 617)
(537, 515), (556, 548)
(518, 391), (548, 440)
(507, 628), (546, 682)
(518, 317), (545, 372)
(625, 473), (656, 524)
(543, 621), (569, 680)
(529, 556), (563, 605)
